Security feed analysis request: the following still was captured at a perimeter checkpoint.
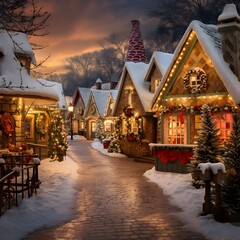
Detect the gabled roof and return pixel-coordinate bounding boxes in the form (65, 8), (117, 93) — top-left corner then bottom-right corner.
(65, 96), (72, 107)
(72, 87), (90, 107)
(84, 89), (111, 118)
(0, 30), (59, 104)
(144, 51), (173, 82)
(110, 89), (118, 101)
(112, 62), (153, 114)
(152, 20), (240, 108)
(103, 90), (118, 117)
(92, 89), (110, 117)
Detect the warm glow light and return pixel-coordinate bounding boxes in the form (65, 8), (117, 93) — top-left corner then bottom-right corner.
(68, 102), (74, 112)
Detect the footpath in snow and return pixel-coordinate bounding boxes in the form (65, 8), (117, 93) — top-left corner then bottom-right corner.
(0, 138), (239, 240)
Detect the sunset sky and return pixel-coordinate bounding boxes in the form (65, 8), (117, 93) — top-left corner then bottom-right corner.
(33, 0), (160, 74)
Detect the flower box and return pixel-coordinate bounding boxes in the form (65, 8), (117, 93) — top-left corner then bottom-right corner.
(127, 133), (136, 142)
(103, 139), (111, 149)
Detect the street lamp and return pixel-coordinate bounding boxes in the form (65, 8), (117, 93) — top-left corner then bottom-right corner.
(68, 102), (74, 140)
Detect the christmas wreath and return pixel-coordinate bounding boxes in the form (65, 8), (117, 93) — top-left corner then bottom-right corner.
(36, 114), (46, 135)
(123, 105), (135, 117)
(183, 68), (207, 94)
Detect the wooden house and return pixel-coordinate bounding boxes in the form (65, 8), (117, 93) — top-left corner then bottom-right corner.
(72, 87), (90, 135)
(151, 4), (240, 172)
(112, 20), (172, 158)
(84, 87), (118, 140)
(0, 30), (62, 156)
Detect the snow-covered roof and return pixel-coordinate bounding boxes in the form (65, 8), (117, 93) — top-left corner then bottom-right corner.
(96, 78), (102, 83)
(110, 89), (118, 100)
(37, 79), (66, 109)
(9, 31), (36, 64)
(91, 89), (111, 117)
(144, 51), (173, 82)
(113, 62), (153, 114)
(72, 87), (91, 108)
(51, 82), (66, 109)
(152, 19), (240, 106)
(65, 96), (72, 107)
(91, 82), (117, 90)
(79, 87), (91, 106)
(0, 30), (58, 104)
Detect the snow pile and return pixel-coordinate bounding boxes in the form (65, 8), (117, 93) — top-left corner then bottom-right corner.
(144, 168), (240, 240)
(197, 162), (226, 174)
(0, 156), (79, 240)
(91, 139), (127, 158)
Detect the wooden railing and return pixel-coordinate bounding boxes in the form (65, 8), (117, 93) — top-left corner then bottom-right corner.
(0, 156), (41, 217)
(26, 143), (48, 159)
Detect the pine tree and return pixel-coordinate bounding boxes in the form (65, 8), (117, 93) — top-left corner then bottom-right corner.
(108, 117), (122, 153)
(48, 110), (68, 161)
(193, 104), (223, 163)
(188, 104), (223, 180)
(222, 113), (240, 215)
(95, 118), (105, 142)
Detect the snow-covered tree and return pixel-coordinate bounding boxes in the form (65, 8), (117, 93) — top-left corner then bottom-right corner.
(95, 118), (105, 142)
(194, 104), (222, 162)
(48, 110), (68, 161)
(222, 113), (240, 214)
(188, 104), (223, 175)
(108, 117), (122, 153)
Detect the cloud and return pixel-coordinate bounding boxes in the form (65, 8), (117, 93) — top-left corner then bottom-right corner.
(34, 0), (160, 74)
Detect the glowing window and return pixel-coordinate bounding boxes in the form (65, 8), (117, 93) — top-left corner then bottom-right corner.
(165, 115), (186, 144)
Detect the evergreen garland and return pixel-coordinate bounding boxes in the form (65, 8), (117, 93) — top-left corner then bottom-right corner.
(222, 113), (240, 214)
(48, 110), (68, 161)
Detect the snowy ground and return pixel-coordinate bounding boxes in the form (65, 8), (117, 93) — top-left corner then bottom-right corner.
(0, 137), (239, 240)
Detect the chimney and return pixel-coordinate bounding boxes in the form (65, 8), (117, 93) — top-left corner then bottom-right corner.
(125, 20), (148, 63)
(96, 78), (102, 90)
(218, 4), (240, 80)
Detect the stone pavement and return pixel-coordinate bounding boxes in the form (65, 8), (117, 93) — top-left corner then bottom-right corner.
(24, 140), (207, 240)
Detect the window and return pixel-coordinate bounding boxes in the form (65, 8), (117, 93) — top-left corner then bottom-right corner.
(122, 119), (128, 134)
(213, 113), (233, 144)
(131, 120), (138, 133)
(121, 118), (139, 134)
(104, 121), (112, 132)
(165, 115), (186, 144)
(91, 121), (96, 132)
(195, 115), (201, 130)
(190, 74), (202, 90)
(25, 117), (33, 139)
(194, 113), (233, 145)
(80, 121), (85, 130)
